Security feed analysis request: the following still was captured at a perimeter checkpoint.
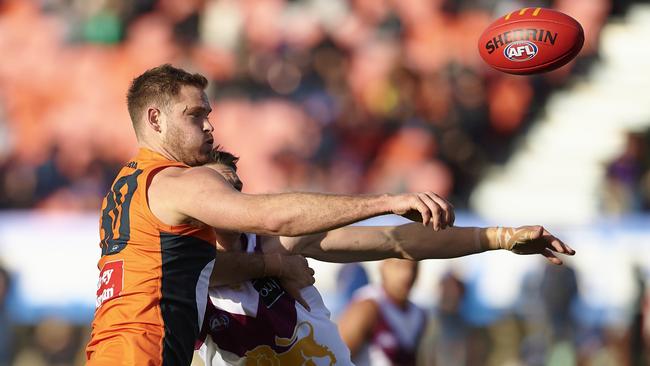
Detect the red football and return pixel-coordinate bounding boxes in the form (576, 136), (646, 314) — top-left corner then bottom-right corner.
(478, 8), (584, 75)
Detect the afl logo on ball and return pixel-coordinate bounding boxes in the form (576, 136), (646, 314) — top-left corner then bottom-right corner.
(504, 41), (538, 62)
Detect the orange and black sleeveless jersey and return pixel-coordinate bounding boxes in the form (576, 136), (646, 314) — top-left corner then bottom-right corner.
(86, 148), (217, 366)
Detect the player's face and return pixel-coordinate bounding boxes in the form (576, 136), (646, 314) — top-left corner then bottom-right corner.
(161, 85), (214, 166)
(380, 258), (418, 303)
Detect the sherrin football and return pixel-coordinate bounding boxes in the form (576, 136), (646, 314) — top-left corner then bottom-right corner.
(478, 7), (584, 75)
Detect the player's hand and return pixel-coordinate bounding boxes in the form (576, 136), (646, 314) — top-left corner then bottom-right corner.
(276, 254), (315, 311)
(496, 226), (576, 265)
(390, 192), (455, 231)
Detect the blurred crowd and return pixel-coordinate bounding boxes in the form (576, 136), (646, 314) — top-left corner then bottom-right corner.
(0, 0), (648, 365)
(602, 129), (650, 214)
(0, 0), (617, 212)
(329, 261), (650, 366)
(1, 257), (648, 366)
(431, 264), (645, 366)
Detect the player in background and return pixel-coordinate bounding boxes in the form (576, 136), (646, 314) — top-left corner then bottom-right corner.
(338, 259), (425, 366)
(198, 150), (575, 366)
(86, 64), (456, 366)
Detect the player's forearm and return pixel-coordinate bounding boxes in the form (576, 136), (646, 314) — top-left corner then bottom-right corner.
(253, 192), (392, 237)
(175, 168), (393, 236)
(209, 252), (284, 287)
(292, 224), (497, 262)
(290, 227), (398, 262)
(385, 224), (496, 260)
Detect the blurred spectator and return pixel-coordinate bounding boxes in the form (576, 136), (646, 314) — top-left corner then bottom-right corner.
(0, 264), (12, 365)
(420, 271), (470, 366)
(12, 317), (81, 366)
(516, 262), (581, 366)
(541, 262), (579, 342)
(603, 130), (650, 214)
(630, 265), (648, 366)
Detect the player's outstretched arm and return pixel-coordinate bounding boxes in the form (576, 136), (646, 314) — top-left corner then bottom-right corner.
(150, 166), (454, 236)
(270, 224), (575, 265)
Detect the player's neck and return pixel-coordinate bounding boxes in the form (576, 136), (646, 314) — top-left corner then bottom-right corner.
(383, 288), (409, 310)
(138, 140), (177, 162)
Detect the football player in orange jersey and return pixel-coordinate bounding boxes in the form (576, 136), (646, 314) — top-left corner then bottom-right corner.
(87, 64), (456, 366)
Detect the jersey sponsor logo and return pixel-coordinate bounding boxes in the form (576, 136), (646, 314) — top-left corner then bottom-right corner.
(96, 260), (124, 308)
(244, 322), (336, 366)
(504, 41), (538, 61)
(252, 278), (285, 308)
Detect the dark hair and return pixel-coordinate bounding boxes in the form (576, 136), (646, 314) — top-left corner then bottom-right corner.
(127, 64), (208, 133)
(207, 147), (240, 171)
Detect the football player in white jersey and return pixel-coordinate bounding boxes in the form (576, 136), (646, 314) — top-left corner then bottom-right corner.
(196, 150), (355, 365)
(339, 259), (425, 366)
(198, 149), (575, 366)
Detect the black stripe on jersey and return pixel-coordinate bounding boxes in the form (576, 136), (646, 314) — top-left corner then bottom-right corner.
(159, 232), (216, 366)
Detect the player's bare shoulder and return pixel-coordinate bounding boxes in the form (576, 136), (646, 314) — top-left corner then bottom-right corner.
(146, 166), (187, 226)
(148, 165), (233, 226)
(151, 165), (231, 194)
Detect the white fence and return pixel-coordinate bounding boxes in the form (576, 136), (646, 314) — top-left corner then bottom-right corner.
(0, 212), (647, 326)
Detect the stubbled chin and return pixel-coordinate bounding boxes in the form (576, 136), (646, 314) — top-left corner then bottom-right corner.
(181, 151), (210, 167)
(196, 151), (212, 165)
(201, 142), (213, 153)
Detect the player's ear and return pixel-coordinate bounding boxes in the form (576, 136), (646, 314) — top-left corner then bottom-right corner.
(146, 107), (163, 133)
